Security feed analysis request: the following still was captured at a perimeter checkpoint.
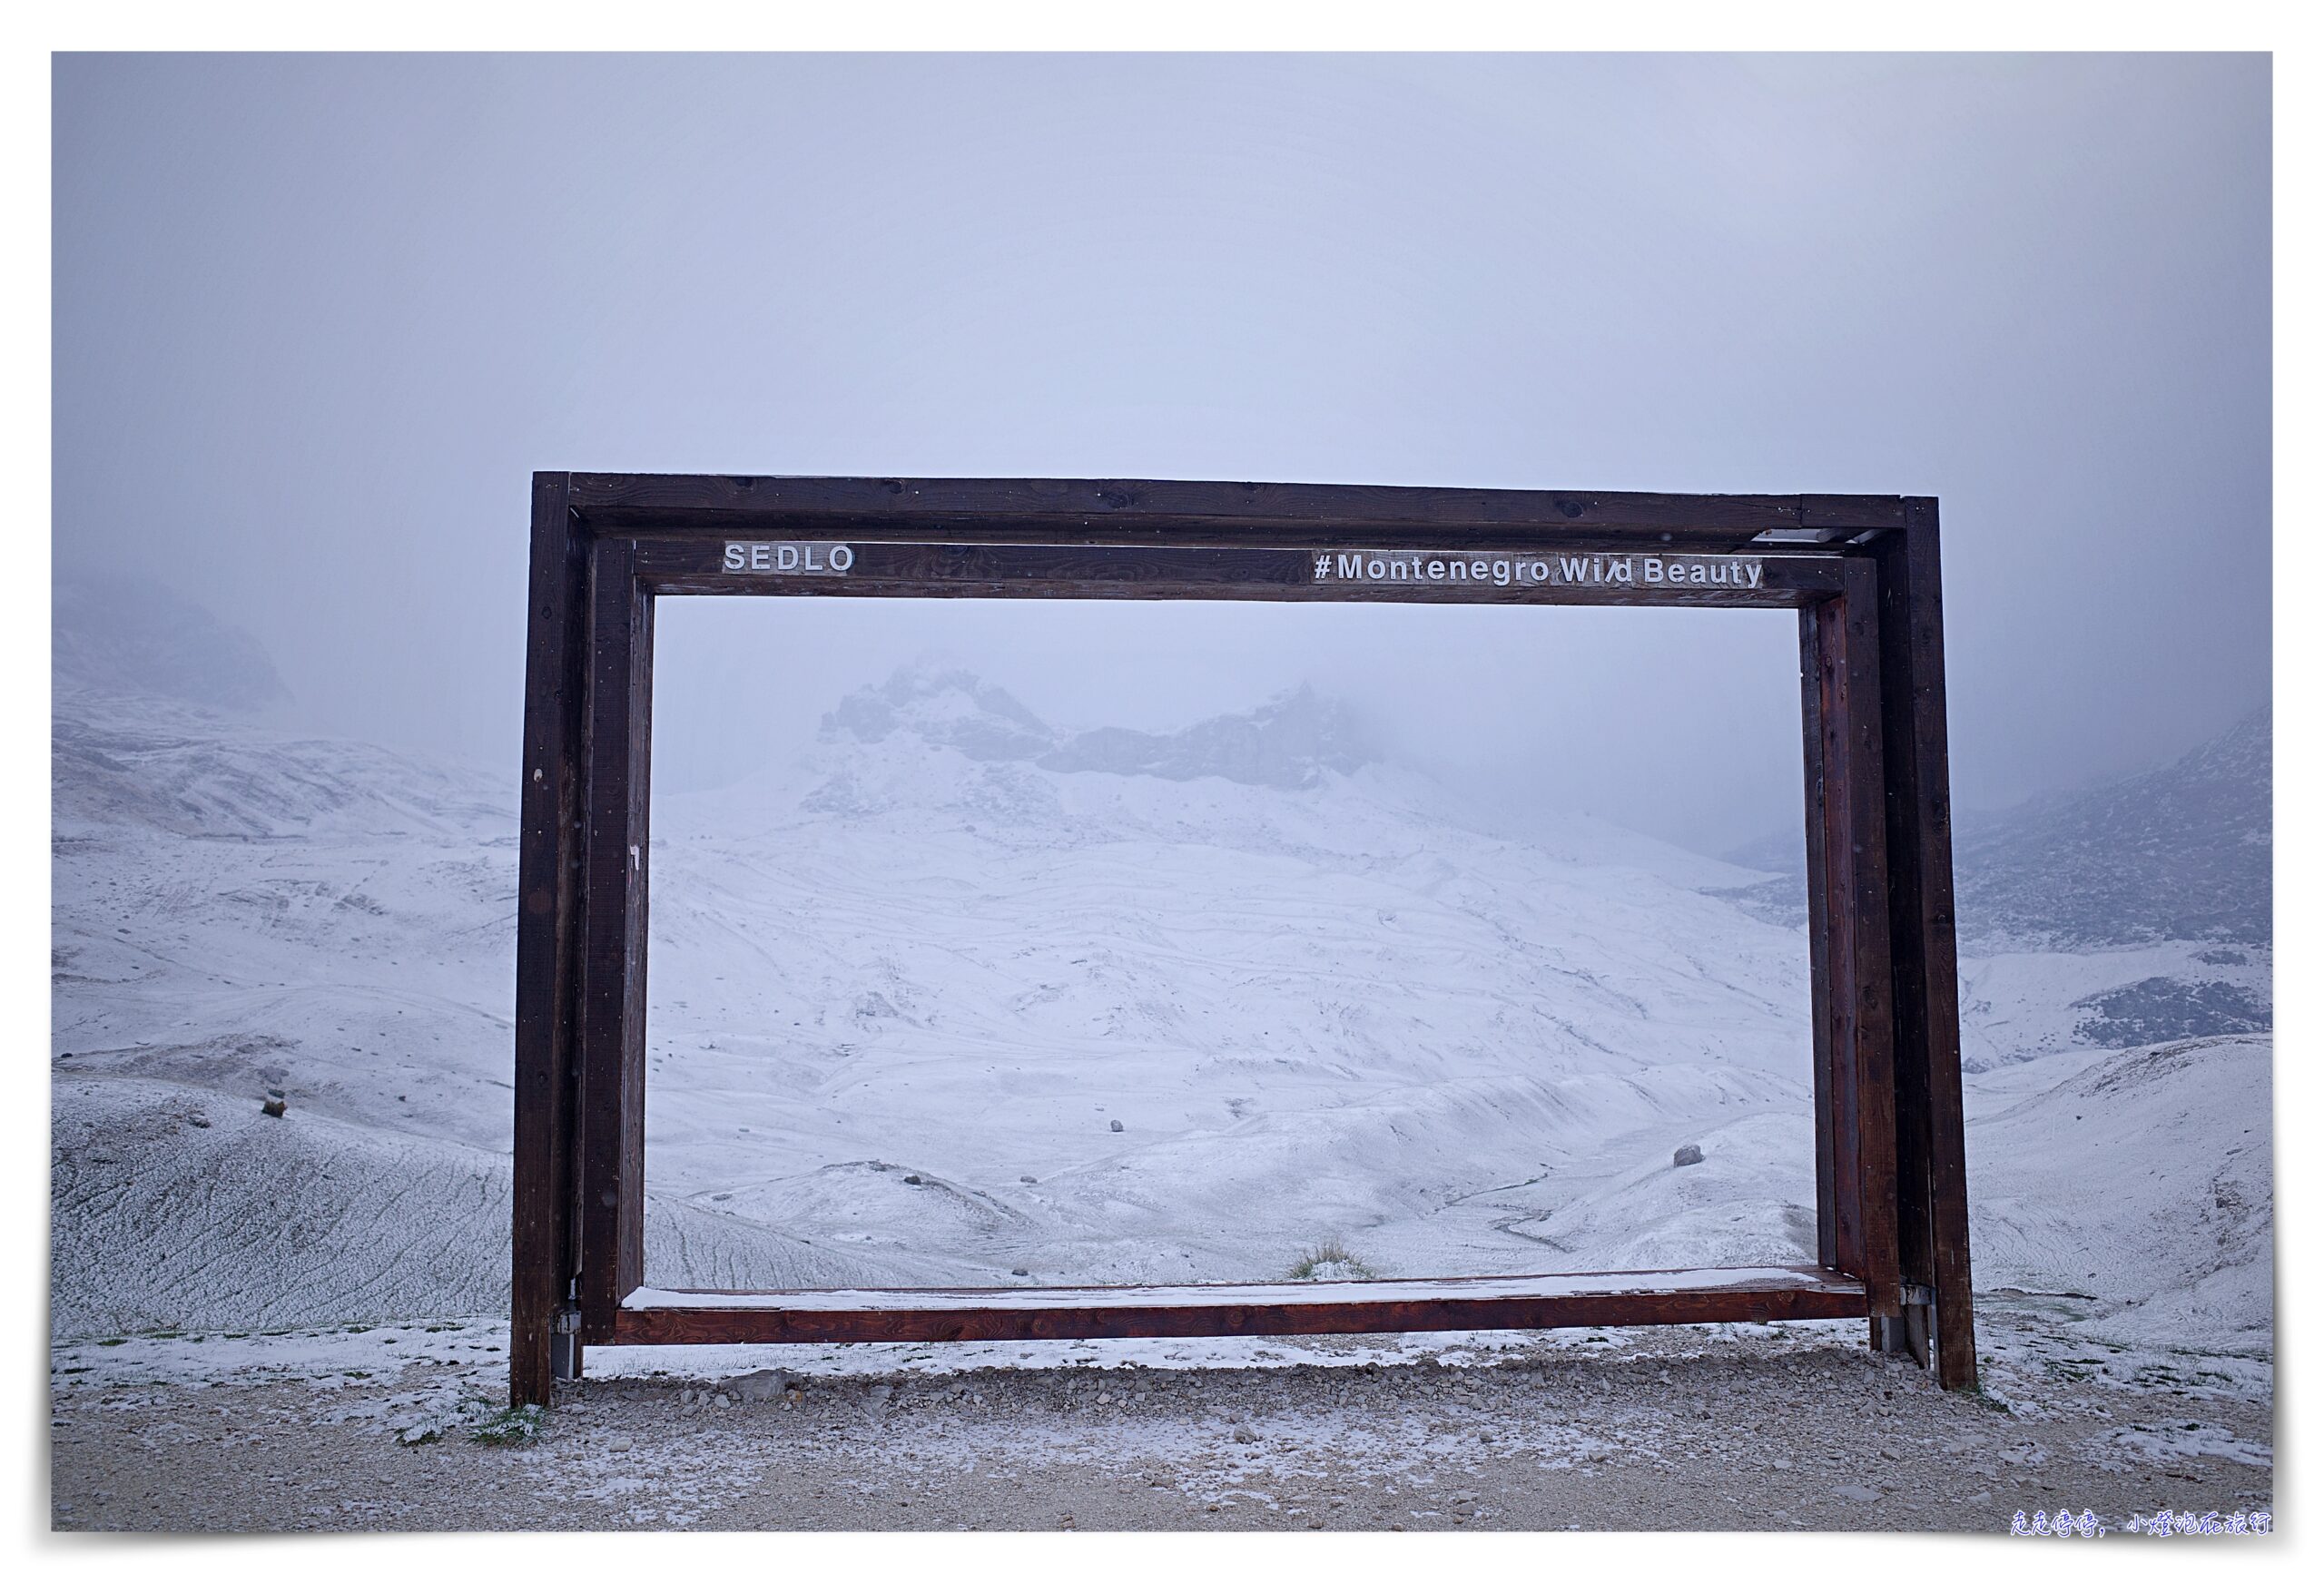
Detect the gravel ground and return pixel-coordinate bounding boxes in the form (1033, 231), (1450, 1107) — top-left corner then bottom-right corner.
(48, 1313), (2273, 1534)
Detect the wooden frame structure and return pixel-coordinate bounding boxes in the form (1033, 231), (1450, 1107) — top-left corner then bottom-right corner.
(511, 474), (1976, 1406)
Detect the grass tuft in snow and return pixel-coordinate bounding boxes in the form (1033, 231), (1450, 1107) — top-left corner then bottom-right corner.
(1285, 1237), (1376, 1282)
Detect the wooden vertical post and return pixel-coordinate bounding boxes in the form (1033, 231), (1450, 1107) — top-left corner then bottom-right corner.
(1805, 563), (1904, 1330)
(1798, 608), (1838, 1271)
(1839, 558), (1904, 1329)
(1875, 502), (1978, 1389)
(510, 474), (587, 1407)
(1807, 593), (1864, 1277)
(576, 536), (654, 1341)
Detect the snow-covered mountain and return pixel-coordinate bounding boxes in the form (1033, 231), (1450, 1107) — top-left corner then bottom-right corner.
(1724, 706), (2272, 1058)
(642, 665), (1814, 1290)
(1945, 707), (2271, 953)
(1726, 704), (2271, 951)
(51, 643), (1826, 1323)
(46, 589), (2273, 1369)
(820, 666), (1377, 790)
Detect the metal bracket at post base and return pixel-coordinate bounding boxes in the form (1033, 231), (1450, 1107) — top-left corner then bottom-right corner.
(1883, 1284), (1938, 1369)
(550, 1306), (581, 1381)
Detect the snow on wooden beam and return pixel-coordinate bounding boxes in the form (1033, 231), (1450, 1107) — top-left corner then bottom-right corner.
(610, 1265), (1869, 1346)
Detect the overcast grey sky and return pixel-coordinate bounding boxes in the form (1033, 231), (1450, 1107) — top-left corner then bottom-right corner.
(53, 53), (2270, 855)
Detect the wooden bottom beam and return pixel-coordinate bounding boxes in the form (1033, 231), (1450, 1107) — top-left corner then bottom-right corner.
(609, 1264), (1867, 1346)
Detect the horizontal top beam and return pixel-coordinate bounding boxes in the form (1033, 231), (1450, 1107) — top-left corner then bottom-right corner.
(556, 473), (1914, 550)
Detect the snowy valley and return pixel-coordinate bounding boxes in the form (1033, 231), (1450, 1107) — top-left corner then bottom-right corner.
(49, 587), (2272, 1382)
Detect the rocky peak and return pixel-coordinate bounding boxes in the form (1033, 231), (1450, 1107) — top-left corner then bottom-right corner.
(1951, 702), (2270, 949)
(814, 667), (1379, 791)
(1721, 703), (2272, 951)
(817, 664), (1058, 762)
(1038, 682), (1376, 791)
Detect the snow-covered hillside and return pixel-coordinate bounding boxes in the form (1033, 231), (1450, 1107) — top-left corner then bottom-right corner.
(641, 665), (1814, 1289)
(1954, 708), (2271, 953)
(47, 595), (2274, 1371)
(53, 658), (1825, 1312)
(1964, 1034), (2272, 1358)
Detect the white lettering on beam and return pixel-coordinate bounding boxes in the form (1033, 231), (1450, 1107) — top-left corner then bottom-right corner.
(1311, 551), (1763, 591)
(722, 542), (856, 575)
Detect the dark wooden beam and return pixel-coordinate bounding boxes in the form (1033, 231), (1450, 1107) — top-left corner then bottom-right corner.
(631, 538), (1840, 606)
(565, 472), (1906, 547)
(575, 536), (654, 1343)
(1806, 567), (1904, 1321)
(510, 473), (1972, 1395)
(1875, 502), (1978, 1389)
(1798, 606), (1838, 1271)
(1836, 559), (1904, 1322)
(611, 1266), (1871, 1346)
(509, 474), (587, 1407)
(1807, 594), (1863, 1276)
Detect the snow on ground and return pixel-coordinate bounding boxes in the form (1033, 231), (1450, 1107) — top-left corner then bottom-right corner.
(637, 698), (1818, 1288)
(1965, 1034), (2273, 1360)
(49, 665), (2274, 1411)
(1956, 944), (2271, 1071)
(47, 1076), (916, 1338)
(54, 668), (1829, 1315)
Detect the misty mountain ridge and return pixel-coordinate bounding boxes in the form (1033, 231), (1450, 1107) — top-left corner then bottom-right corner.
(53, 579), (2272, 959)
(1724, 704), (2270, 955)
(820, 664), (1378, 792)
(54, 572), (288, 713)
(52, 576), (503, 842)
(1955, 704), (2270, 951)
(734, 662), (1749, 893)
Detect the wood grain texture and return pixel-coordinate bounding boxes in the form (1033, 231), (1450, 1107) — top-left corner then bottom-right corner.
(611, 1267), (1871, 1346)
(622, 595), (654, 1302)
(567, 472), (1905, 548)
(1836, 558), (1903, 1320)
(575, 537), (653, 1343)
(1809, 593), (1866, 1276)
(1877, 501), (1978, 1389)
(509, 474), (586, 1407)
(632, 538), (1841, 606)
(1876, 528), (1935, 1366)
(1798, 607), (1838, 1270)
